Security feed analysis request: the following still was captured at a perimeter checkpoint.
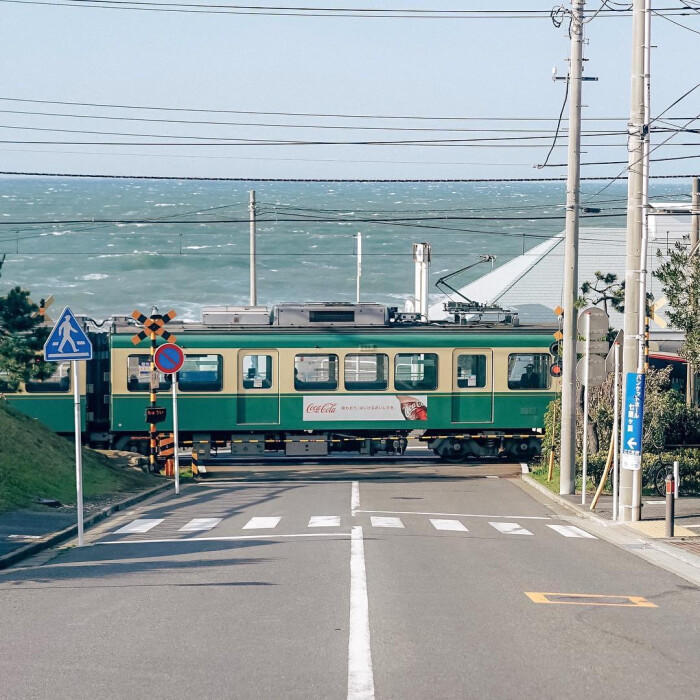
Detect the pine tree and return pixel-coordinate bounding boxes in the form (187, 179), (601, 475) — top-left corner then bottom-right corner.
(0, 255), (54, 389)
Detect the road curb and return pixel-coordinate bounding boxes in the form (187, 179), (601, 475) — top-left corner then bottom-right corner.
(520, 474), (609, 527)
(0, 482), (172, 571)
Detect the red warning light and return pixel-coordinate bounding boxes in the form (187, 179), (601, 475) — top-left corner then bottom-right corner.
(549, 361), (563, 378)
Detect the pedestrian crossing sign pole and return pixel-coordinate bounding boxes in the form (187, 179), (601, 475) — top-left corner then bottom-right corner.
(43, 308), (93, 547)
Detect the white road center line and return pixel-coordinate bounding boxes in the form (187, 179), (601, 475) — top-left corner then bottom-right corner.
(114, 519), (164, 534)
(489, 522), (533, 536)
(547, 524), (597, 539)
(430, 519), (468, 532)
(309, 516), (341, 528)
(348, 526), (375, 700)
(370, 516), (404, 529)
(351, 481), (360, 516)
(178, 518), (222, 532)
(242, 517), (281, 530)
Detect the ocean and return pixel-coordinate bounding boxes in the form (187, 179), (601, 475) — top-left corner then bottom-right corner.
(0, 177), (690, 322)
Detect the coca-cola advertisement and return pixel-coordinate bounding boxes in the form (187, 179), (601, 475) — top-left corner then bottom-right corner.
(303, 395), (427, 421)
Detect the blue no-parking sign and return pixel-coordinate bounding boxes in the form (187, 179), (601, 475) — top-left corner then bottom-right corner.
(621, 372), (645, 471)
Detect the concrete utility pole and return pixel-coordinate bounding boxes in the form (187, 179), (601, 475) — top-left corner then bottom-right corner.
(620, 0), (647, 522)
(249, 190), (257, 306)
(356, 232), (362, 303)
(689, 178), (699, 405)
(559, 0), (585, 495)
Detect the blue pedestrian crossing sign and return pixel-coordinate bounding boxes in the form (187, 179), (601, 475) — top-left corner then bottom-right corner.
(44, 307), (93, 361)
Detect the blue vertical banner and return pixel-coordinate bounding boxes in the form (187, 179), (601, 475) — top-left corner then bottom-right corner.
(621, 372), (645, 471)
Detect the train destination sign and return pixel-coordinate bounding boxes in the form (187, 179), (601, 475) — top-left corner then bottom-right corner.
(146, 407), (167, 424)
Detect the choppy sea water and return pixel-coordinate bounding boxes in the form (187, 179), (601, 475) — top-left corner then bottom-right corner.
(0, 177), (689, 321)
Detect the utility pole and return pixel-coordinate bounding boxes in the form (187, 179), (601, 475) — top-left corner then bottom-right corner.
(689, 177), (699, 405)
(620, 0), (647, 522)
(356, 232), (362, 303)
(559, 0), (585, 495)
(249, 190), (257, 306)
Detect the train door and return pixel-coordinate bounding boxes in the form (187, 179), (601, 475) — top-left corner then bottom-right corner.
(237, 349), (280, 425)
(451, 349), (494, 423)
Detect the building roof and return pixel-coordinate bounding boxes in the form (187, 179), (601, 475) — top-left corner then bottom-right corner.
(429, 217), (690, 329)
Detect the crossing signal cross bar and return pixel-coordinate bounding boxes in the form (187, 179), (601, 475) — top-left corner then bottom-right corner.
(131, 309), (177, 345)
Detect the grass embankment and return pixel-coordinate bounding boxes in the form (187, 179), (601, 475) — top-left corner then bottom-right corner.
(0, 400), (156, 513)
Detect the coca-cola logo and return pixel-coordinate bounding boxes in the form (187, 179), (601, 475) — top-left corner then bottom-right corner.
(305, 402), (337, 414)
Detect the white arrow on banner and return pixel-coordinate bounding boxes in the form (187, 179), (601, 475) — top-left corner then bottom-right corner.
(626, 438), (638, 450)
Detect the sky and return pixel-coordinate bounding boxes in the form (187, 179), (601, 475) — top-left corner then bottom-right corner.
(0, 1), (698, 180)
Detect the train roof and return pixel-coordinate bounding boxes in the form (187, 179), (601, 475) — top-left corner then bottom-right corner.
(106, 302), (558, 336)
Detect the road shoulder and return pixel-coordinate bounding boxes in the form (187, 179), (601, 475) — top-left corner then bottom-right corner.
(516, 475), (700, 587)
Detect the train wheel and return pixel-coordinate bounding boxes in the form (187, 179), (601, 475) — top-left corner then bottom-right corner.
(436, 439), (469, 463)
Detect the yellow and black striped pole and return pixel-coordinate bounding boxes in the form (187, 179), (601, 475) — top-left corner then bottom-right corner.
(149, 321), (157, 473)
(644, 316), (650, 372)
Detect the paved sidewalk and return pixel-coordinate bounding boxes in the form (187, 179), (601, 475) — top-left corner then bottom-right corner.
(0, 482), (171, 569)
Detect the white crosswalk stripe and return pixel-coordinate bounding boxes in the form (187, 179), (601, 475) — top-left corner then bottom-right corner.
(242, 517), (282, 530)
(370, 516), (404, 528)
(114, 519), (163, 534)
(547, 524), (597, 539)
(179, 518), (222, 532)
(430, 519), (468, 532)
(308, 516), (341, 527)
(489, 522), (533, 536)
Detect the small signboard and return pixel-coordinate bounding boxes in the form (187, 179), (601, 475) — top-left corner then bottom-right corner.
(154, 343), (185, 375)
(577, 307), (609, 340)
(44, 307), (93, 361)
(576, 355), (607, 387)
(575, 340), (610, 355)
(621, 372), (645, 471)
(146, 407), (167, 424)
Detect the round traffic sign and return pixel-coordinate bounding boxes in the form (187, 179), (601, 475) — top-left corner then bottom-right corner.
(154, 343), (184, 374)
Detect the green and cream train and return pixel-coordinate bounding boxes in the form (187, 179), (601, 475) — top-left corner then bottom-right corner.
(1, 302), (559, 461)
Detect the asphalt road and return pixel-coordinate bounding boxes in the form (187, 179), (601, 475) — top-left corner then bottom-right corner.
(0, 470), (698, 700)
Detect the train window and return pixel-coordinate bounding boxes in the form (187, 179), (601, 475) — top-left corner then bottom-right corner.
(456, 354), (487, 388)
(344, 354), (389, 391)
(242, 355), (273, 389)
(25, 362), (71, 393)
(178, 354), (223, 392)
(394, 353), (438, 391)
(507, 353), (550, 390)
(127, 355), (172, 392)
(0, 370), (20, 393)
(294, 354), (338, 391)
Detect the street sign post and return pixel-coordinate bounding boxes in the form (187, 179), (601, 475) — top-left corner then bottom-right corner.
(154, 343), (185, 495)
(621, 372), (646, 472)
(43, 308), (93, 547)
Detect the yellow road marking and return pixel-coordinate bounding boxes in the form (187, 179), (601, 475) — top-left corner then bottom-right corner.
(525, 592), (657, 608)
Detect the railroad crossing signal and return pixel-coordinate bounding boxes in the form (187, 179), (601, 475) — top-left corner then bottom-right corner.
(131, 308), (177, 344)
(649, 296), (668, 328)
(30, 294), (54, 324)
